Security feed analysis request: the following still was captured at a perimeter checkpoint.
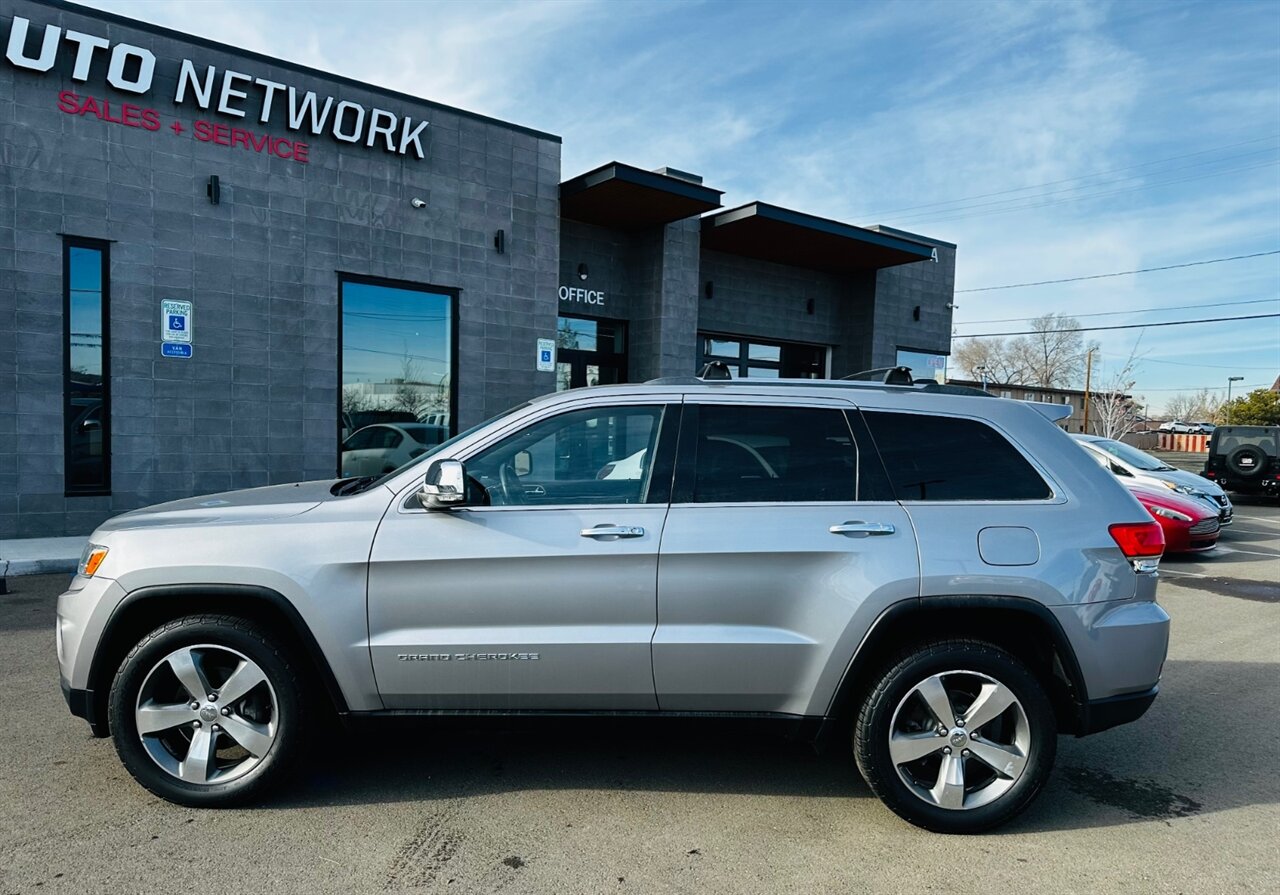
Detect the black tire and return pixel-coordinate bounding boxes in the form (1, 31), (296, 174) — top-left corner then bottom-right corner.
(1226, 445), (1266, 478)
(854, 639), (1057, 834)
(108, 614), (305, 807)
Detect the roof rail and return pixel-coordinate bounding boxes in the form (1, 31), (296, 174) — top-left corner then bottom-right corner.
(840, 366), (914, 385)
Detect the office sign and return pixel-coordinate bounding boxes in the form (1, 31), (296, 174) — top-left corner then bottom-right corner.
(558, 286), (606, 307)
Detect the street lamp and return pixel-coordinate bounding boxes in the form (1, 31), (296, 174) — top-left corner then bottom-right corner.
(1226, 376), (1244, 423)
(976, 364), (990, 392)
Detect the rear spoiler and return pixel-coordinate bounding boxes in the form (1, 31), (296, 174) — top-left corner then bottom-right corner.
(1024, 401), (1073, 423)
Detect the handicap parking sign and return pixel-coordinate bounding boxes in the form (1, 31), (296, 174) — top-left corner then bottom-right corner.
(161, 299), (192, 344)
(536, 338), (556, 373)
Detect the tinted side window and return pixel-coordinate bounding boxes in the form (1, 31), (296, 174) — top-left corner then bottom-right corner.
(692, 406), (856, 503)
(468, 405), (664, 506)
(862, 411), (1051, 501)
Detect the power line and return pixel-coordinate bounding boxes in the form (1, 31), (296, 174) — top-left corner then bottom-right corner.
(887, 158), (1280, 227)
(855, 134), (1280, 219)
(956, 297), (1278, 326)
(954, 251), (1280, 295)
(952, 312), (1280, 339)
(885, 147), (1280, 225)
(1137, 382), (1269, 392)
(1099, 352), (1278, 372)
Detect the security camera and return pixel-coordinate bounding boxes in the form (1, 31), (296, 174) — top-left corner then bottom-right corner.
(945, 302), (958, 310)
(410, 197), (427, 209)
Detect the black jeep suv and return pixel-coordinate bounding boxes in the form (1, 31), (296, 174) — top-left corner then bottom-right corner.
(1202, 426), (1280, 497)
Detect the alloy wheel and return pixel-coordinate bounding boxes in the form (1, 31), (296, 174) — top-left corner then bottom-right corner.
(887, 669), (1031, 811)
(134, 644), (279, 785)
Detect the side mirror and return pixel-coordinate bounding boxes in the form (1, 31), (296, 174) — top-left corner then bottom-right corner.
(513, 449), (532, 477)
(418, 458), (467, 509)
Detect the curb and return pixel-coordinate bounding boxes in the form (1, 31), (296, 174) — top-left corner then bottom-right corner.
(0, 557), (80, 581)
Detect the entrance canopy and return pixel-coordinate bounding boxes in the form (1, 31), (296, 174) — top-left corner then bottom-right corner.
(701, 203), (937, 272)
(561, 162), (724, 229)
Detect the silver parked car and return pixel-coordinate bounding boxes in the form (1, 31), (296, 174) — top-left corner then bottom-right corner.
(58, 372), (1170, 833)
(1072, 434), (1233, 526)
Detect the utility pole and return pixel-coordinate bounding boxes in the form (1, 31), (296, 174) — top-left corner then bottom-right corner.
(976, 364), (990, 392)
(1227, 376), (1244, 422)
(1082, 347), (1095, 435)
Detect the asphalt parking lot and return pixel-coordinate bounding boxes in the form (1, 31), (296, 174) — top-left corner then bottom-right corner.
(1, 492), (1276, 894)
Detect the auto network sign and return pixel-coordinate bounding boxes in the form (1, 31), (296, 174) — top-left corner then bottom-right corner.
(3, 14), (429, 164)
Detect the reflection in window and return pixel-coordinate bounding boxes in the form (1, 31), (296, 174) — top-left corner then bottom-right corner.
(692, 405), (856, 503)
(64, 239), (110, 494)
(340, 277), (453, 468)
(699, 334), (825, 379)
(895, 349), (948, 384)
(467, 405), (664, 506)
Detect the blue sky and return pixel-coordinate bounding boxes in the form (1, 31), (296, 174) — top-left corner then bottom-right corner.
(87, 0), (1280, 410)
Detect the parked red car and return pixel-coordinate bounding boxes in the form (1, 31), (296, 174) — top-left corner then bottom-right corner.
(1126, 483), (1220, 553)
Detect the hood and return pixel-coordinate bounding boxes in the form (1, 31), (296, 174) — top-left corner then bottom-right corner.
(97, 480), (338, 533)
(1126, 483), (1216, 519)
(1145, 466), (1224, 497)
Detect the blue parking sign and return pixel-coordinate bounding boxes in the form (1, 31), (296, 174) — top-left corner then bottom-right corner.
(168, 314), (185, 331)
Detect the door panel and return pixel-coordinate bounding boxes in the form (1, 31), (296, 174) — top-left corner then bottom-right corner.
(366, 399), (677, 711)
(652, 399), (920, 716)
(654, 503), (918, 715)
(368, 505), (668, 709)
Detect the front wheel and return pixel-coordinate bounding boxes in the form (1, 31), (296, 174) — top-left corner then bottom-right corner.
(108, 614), (306, 807)
(854, 640), (1057, 833)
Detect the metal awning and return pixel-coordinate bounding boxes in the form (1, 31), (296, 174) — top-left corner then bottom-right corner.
(701, 202), (937, 271)
(560, 162), (724, 229)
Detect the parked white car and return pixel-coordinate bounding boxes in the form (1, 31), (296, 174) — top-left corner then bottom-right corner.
(341, 423), (447, 476)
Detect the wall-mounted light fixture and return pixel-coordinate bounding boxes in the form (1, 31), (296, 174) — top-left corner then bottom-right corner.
(806, 298), (815, 315)
(410, 197), (427, 209)
(206, 175), (220, 205)
(912, 305), (921, 321)
(704, 280), (714, 300)
(494, 229), (505, 254)
(577, 263), (589, 281)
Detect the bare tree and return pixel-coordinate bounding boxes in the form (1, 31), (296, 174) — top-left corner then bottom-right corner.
(1089, 349), (1142, 439)
(953, 336), (1029, 385)
(392, 357), (430, 419)
(1008, 314), (1090, 389)
(341, 385), (370, 415)
(1163, 389), (1223, 423)
(952, 314), (1089, 389)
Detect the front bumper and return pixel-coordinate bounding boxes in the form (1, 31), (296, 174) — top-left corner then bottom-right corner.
(60, 678), (104, 733)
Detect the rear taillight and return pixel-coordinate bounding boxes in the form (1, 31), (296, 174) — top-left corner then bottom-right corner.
(1109, 521), (1165, 573)
(1204, 470), (1216, 478)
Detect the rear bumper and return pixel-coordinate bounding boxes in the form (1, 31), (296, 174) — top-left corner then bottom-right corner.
(1079, 686), (1159, 735)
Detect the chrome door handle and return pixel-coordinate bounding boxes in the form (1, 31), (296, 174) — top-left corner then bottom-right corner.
(581, 525), (646, 540)
(830, 521), (896, 537)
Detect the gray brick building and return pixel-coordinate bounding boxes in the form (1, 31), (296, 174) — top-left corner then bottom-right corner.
(1, 0), (955, 537)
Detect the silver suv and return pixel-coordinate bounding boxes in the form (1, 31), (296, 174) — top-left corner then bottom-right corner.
(57, 373), (1170, 833)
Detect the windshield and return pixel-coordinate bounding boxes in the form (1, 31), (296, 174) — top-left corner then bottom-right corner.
(333, 401), (533, 495)
(1090, 438), (1172, 471)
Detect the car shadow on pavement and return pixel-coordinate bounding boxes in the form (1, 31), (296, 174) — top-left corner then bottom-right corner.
(265, 657), (1277, 834)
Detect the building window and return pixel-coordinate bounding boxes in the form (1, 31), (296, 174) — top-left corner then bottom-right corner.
(339, 275), (455, 473)
(698, 333), (825, 379)
(555, 315), (628, 391)
(64, 237), (110, 495)
(896, 348), (948, 384)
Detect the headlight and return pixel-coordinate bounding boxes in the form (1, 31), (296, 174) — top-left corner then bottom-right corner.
(1150, 506), (1193, 523)
(77, 544), (109, 578)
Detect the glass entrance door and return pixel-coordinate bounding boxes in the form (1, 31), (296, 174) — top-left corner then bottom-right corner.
(556, 316), (628, 391)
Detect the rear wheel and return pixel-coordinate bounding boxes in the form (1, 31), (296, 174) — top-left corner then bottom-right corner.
(854, 640), (1056, 833)
(108, 615), (305, 807)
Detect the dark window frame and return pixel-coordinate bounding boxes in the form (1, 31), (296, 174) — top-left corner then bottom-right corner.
(697, 331), (826, 379)
(63, 236), (112, 496)
(672, 403), (870, 504)
(859, 409), (1053, 502)
(337, 272), (459, 477)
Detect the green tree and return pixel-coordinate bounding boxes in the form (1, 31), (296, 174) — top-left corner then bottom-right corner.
(1221, 388), (1280, 425)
